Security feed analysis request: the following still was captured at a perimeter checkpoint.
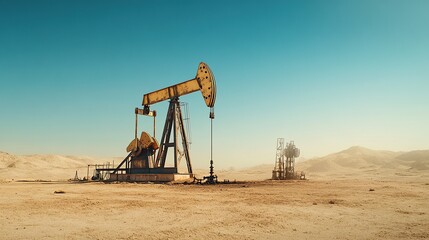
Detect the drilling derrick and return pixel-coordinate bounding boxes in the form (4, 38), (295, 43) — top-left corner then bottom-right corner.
(272, 138), (285, 179)
(272, 139), (303, 180)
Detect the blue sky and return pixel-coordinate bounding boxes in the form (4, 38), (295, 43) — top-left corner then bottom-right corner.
(0, 0), (428, 168)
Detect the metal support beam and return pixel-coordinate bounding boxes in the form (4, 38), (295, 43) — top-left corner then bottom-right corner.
(155, 98), (192, 174)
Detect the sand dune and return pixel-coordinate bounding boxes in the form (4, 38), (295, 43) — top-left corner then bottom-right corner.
(0, 151), (119, 180)
(395, 150), (429, 170)
(295, 146), (429, 179)
(300, 146), (398, 172)
(211, 146), (429, 181)
(1, 146), (428, 181)
(0, 151), (18, 168)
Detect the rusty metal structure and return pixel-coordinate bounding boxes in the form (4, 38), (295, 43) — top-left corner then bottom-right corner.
(272, 139), (304, 180)
(95, 62), (216, 182)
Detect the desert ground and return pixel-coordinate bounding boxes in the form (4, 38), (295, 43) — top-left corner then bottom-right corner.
(1, 146), (428, 239)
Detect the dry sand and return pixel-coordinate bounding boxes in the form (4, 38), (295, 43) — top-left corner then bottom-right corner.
(1, 146), (428, 239)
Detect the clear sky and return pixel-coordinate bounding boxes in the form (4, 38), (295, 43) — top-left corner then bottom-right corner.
(0, 0), (428, 169)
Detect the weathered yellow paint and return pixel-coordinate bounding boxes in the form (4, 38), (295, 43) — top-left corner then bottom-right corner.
(126, 138), (142, 153)
(140, 131), (154, 149)
(142, 62), (216, 108)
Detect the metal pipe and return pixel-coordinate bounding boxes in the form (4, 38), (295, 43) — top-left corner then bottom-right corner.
(209, 107), (214, 180)
(153, 112), (157, 163)
(135, 110), (138, 149)
(153, 113), (156, 140)
(173, 100), (178, 170)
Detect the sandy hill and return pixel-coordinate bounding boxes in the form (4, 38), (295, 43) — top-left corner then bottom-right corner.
(0, 151), (119, 181)
(394, 150), (429, 170)
(1, 146), (428, 181)
(299, 146), (399, 172)
(297, 146), (429, 178)
(214, 146), (429, 180)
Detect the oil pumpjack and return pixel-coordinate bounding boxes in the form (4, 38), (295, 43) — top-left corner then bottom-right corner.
(100, 62), (216, 182)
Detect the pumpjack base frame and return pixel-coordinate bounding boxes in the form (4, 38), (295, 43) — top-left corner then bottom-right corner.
(107, 173), (193, 182)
